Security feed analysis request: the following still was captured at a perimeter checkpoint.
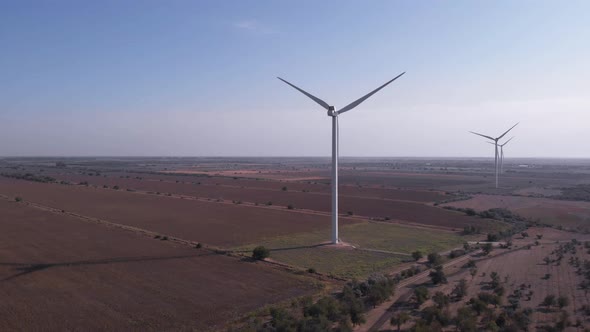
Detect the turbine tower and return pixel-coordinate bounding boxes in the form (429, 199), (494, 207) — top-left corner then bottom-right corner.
(487, 137), (514, 174)
(278, 72), (405, 244)
(470, 123), (518, 188)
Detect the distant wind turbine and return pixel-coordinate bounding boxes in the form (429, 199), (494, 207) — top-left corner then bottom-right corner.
(470, 123), (519, 188)
(487, 137), (514, 174)
(278, 72), (405, 244)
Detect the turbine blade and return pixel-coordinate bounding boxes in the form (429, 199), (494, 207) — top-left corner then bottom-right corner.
(501, 136), (515, 146)
(277, 77), (331, 111)
(469, 131), (495, 141)
(497, 122), (519, 140)
(337, 72), (405, 115)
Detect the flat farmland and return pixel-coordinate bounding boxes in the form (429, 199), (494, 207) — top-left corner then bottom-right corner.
(13, 174), (490, 230)
(338, 171), (488, 189)
(0, 178), (356, 247)
(50, 172), (447, 202)
(443, 194), (590, 230)
(0, 199), (316, 331)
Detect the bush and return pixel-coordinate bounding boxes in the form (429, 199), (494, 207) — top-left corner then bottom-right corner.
(542, 294), (556, 308)
(558, 295), (569, 309)
(412, 250), (423, 261)
(252, 246), (270, 260)
(414, 286), (429, 304)
(430, 266), (448, 285)
(195, 243), (202, 249)
(453, 279), (468, 299)
(287, 204), (294, 210)
(427, 252), (443, 266)
(14, 197), (23, 202)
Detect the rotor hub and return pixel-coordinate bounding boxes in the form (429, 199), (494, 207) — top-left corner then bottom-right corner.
(327, 106), (337, 117)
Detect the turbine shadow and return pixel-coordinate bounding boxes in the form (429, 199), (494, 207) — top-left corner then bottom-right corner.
(0, 252), (213, 282)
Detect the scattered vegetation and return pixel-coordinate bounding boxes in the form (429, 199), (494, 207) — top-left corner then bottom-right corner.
(252, 246), (270, 260)
(1, 172), (55, 183)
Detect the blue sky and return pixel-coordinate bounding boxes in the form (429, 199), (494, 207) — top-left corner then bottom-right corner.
(1, 1), (589, 157)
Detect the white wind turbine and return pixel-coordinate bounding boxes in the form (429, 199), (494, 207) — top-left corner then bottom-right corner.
(487, 137), (514, 174)
(278, 72), (405, 244)
(470, 123), (518, 188)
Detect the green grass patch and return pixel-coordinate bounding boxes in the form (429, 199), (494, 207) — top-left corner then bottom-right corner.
(235, 222), (467, 279)
(341, 222), (465, 254)
(271, 247), (405, 279)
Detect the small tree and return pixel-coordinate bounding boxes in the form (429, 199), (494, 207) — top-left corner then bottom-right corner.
(15, 197), (23, 202)
(412, 250), (423, 261)
(482, 243), (493, 255)
(489, 272), (500, 289)
(427, 252), (443, 266)
(391, 311), (410, 332)
(433, 291), (450, 309)
(252, 246), (270, 260)
(558, 295), (569, 309)
(453, 279), (468, 300)
(429, 266), (447, 285)
(541, 294), (556, 309)
(414, 286), (429, 305)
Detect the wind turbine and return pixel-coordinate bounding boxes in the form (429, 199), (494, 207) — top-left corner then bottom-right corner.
(487, 137), (514, 174)
(278, 72), (405, 244)
(470, 123), (518, 188)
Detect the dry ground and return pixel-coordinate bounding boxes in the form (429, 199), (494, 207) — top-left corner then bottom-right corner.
(444, 194), (590, 230)
(0, 199), (317, 331)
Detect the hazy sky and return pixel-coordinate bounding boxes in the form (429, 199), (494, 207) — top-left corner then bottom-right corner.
(1, 1), (589, 157)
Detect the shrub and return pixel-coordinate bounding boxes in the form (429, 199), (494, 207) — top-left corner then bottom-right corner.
(427, 252), (443, 266)
(430, 266), (448, 285)
(414, 286), (429, 304)
(252, 246), (270, 260)
(307, 267), (316, 273)
(541, 294), (556, 308)
(195, 243), (202, 249)
(14, 197), (23, 202)
(412, 250), (423, 261)
(287, 204), (294, 210)
(433, 291), (450, 308)
(453, 279), (468, 299)
(558, 295), (569, 309)
(282, 186), (288, 191)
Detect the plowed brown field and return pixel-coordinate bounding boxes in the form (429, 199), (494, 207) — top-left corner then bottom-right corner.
(0, 178), (353, 247)
(0, 200), (316, 331)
